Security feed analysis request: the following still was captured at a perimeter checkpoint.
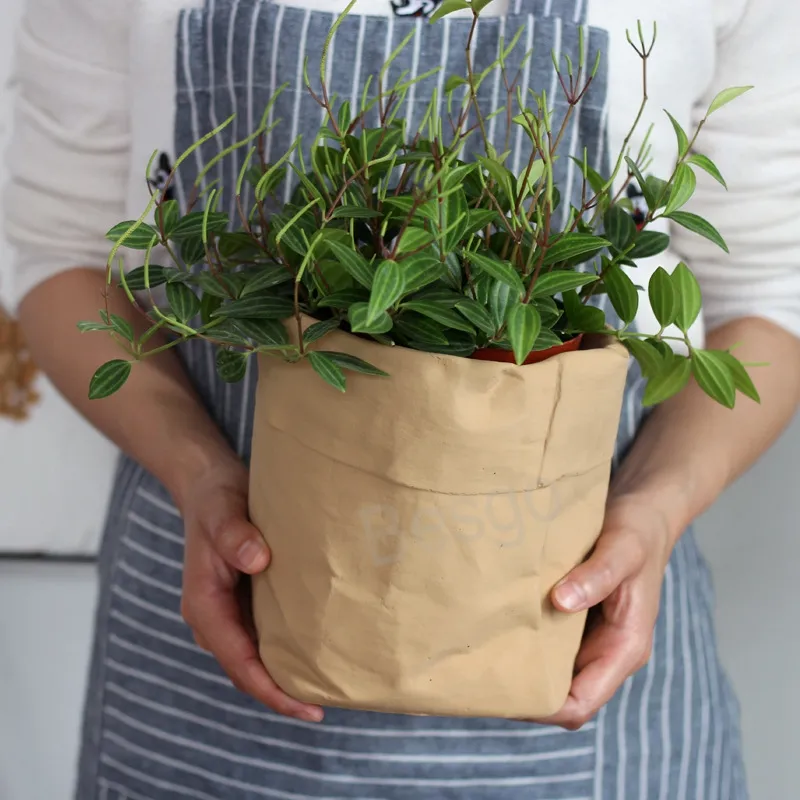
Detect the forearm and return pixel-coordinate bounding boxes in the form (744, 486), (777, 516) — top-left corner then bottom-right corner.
(18, 268), (237, 510)
(612, 316), (800, 543)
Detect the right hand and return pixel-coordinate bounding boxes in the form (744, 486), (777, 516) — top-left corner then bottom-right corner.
(179, 456), (324, 723)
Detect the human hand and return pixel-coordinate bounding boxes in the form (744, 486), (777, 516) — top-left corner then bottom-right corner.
(536, 494), (676, 730)
(179, 456), (324, 722)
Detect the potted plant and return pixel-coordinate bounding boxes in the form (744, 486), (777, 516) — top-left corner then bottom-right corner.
(81, 4), (757, 718)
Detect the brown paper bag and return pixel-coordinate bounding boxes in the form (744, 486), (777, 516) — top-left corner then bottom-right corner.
(250, 327), (629, 718)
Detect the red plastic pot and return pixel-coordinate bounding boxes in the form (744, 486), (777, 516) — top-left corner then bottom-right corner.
(471, 334), (584, 366)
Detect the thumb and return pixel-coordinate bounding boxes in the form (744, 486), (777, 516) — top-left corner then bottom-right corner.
(203, 484), (270, 575)
(551, 528), (645, 612)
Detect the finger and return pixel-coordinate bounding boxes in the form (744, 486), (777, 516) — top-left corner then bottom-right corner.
(551, 528), (646, 612)
(536, 620), (647, 729)
(188, 581), (324, 722)
(203, 487), (270, 575)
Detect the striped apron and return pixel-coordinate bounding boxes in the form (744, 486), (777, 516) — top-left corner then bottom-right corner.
(76, 0), (749, 797)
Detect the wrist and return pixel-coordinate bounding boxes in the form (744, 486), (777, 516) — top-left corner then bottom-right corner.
(160, 429), (243, 515)
(608, 468), (693, 547)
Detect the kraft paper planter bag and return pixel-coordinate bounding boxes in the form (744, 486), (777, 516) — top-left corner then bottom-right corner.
(250, 329), (629, 718)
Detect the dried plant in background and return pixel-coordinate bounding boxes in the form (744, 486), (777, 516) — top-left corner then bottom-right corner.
(0, 306), (39, 420)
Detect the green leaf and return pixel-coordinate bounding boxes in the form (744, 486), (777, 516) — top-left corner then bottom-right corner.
(170, 211), (229, 240)
(464, 252), (524, 296)
(668, 210), (729, 252)
(401, 300), (475, 333)
(442, 251), (463, 290)
(316, 288), (370, 309)
(664, 164), (697, 216)
(330, 206), (380, 220)
(125, 265), (175, 291)
(714, 350), (760, 403)
(603, 264), (639, 325)
(270, 212), (310, 256)
(337, 101), (352, 135)
(396, 227), (434, 255)
(692, 349), (736, 408)
(506, 303), (542, 365)
(216, 350), (248, 383)
(442, 188), (469, 253)
(212, 295), (294, 320)
(530, 271), (598, 298)
(645, 176), (670, 211)
(455, 299), (496, 335)
(707, 86), (753, 117)
(463, 209), (499, 238)
(489, 279), (516, 329)
(643, 355), (692, 406)
(533, 328), (564, 351)
(629, 231), (670, 259)
(648, 267), (678, 328)
(472, 0), (494, 13)
(625, 157), (656, 210)
(395, 313), (450, 345)
(308, 351), (347, 392)
(671, 262), (702, 331)
(348, 303), (393, 335)
(200, 292), (223, 325)
(234, 318), (292, 347)
(218, 232), (262, 259)
(444, 75), (467, 93)
(400, 255), (447, 294)
(180, 235), (207, 267)
(110, 314), (135, 343)
(166, 282), (201, 323)
(542, 233), (611, 267)
(664, 111), (689, 157)
(534, 296), (562, 327)
(77, 321), (113, 333)
(89, 360), (132, 400)
(319, 351), (389, 377)
(569, 156), (606, 195)
(623, 337), (664, 379)
(327, 240), (374, 288)
(155, 200), (180, 238)
(240, 264), (293, 296)
(515, 160), (546, 200)
(429, 0), (470, 22)
(106, 221), (159, 250)
(604, 205), (637, 251)
(196, 272), (239, 299)
(367, 260), (405, 324)
(477, 156), (514, 205)
(303, 318), (341, 345)
(445, 164), (478, 192)
(687, 154), (727, 188)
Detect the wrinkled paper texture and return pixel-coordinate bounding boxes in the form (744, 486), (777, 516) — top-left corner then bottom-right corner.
(250, 327), (629, 718)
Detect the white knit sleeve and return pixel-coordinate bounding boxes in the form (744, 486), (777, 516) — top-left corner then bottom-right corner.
(3, 0), (132, 308)
(671, 0), (800, 339)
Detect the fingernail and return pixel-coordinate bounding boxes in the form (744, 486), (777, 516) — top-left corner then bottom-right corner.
(237, 540), (266, 571)
(300, 707), (324, 723)
(554, 580), (587, 611)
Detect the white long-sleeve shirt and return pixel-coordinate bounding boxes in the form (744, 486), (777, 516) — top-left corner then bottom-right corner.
(4, 0), (800, 342)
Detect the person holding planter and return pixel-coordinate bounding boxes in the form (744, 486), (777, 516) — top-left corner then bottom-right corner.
(6, 0), (800, 797)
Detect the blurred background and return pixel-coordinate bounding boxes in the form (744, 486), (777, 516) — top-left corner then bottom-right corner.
(0, 0), (797, 797)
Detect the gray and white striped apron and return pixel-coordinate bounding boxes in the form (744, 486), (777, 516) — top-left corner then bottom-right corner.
(76, 0), (748, 797)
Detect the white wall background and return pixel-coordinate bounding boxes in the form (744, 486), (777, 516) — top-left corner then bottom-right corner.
(0, 0), (797, 797)
(0, 0), (118, 555)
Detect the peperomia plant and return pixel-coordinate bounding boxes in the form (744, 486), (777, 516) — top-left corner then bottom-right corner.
(81, 3), (758, 408)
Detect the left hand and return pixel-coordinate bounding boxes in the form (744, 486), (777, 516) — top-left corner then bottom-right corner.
(535, 494), (676, 730)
